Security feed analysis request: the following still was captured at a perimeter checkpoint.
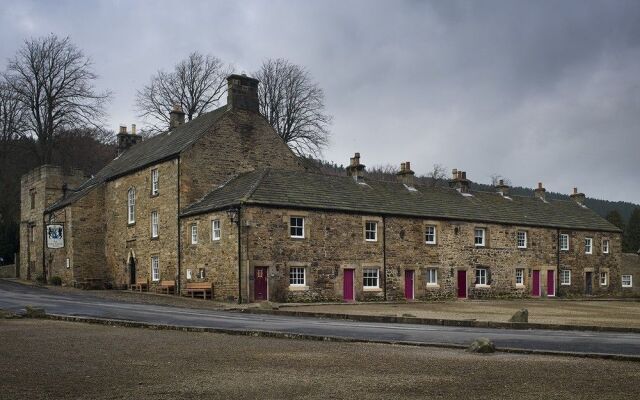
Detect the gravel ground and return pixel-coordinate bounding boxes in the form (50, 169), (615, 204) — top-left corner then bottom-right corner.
(280, 300), (640, 328)
(1, 319), (639, 399)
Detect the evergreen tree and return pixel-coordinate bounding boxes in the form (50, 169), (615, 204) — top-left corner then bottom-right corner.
(606, 210), (625, 231)
(624, 208), (640, 253)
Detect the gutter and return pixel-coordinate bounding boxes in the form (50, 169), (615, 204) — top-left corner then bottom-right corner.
(237, 205), (243, 304)
(177, 156), (182, 294)
(383, 215), (387, 301)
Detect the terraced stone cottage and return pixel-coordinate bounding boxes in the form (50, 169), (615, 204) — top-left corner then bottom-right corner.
(20, 74), (627, 302)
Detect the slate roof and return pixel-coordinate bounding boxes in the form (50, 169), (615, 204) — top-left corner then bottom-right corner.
(182, 169), (622, 233)
(45, 106), (228, 212)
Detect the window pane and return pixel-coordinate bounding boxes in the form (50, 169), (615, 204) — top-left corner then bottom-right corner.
(290, 217), (304, 238)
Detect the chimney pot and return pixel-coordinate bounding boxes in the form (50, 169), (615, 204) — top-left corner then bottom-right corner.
(573, 187), (578, 194)
(496, 179), (510, 196)
(117, 123), (141, 156)
(534, 182), (546, 201)
(397, 160), (415, 186)
(119, 125), (127, 134)
(405, 161), (411, 171)
(346, 152), (366, 180)
(499, 179), (504, 186)
(448, 168), (470, 193)
(131, 124), (136, 135)
(570, 187), (586, 204)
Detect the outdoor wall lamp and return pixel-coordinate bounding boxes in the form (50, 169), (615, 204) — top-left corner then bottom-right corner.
(226, 207), (239, 224)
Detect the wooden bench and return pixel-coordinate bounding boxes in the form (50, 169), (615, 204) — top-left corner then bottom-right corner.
(129, 277), (149, 292)
(154, 280), (176, 295)
(182, 282), (213, 299)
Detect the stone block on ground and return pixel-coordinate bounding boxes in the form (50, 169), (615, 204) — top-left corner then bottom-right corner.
(25, 305), (46, 318)
(467, 337), (496, 353)
(509, 308), (529, 323)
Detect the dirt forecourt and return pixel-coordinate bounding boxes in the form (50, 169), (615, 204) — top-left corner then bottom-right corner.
(1, 319), (639, 400)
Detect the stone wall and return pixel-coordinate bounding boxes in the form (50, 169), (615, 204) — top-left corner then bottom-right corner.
(183, 205), (622, 303)
(19, 165), (87, 281)
(104, 159), (180, 289)
(179, 110), (305, 208)
(180, 211), (240, 301)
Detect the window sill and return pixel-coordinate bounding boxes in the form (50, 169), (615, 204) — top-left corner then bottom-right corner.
(426, 284), (440, 289)
(150, 193), (159, 198)
(150, 236), (159, 241)
(363, 287), (382, 292)
(515, 284), (525, 288)
(561, 283), (571, 286)
(365, 239), (378, 243)
(288, 285), (309, 291)
(475, 284), (491, 288)
(622, 286), (633, 288)
(425, 242), (437, 245)
(290, 236), (305, 240)
(517, 247), (527, 250)
(127, 222), (136, 227)
(474, 244), (485, 248)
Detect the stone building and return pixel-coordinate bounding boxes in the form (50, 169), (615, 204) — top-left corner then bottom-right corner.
(20, 74), (626, 301)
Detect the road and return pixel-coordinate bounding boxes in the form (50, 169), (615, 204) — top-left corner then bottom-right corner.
(1, 279), (639, 357)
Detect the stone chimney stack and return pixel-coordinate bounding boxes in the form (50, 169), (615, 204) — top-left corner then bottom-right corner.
(496, 179), (510, 196)
(448, 169), (470, 193)
(227, 74), (259, 113)
(346, 152), (366, 181)
(117, 125), (142, 156)
(397, 161), (415, 187)
(534, 182), (546, 201)
(570, 187), (586, 205)
(169, 104), (185, 130)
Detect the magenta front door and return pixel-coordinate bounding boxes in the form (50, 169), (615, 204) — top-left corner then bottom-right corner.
(404, 270), (414, 300)
(532, 270), (540, 297)
(457, 270), (467, 298)
(343, 269), (355, 302)
(254, 267), (268, 301)
(546, 270), (555, 296)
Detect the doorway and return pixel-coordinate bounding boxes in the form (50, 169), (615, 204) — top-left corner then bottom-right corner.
(546, 270), (555, 296)
(254, 267), (268, 301)
(457, 270), (467, 298)
(404, 270), (414, 300)
(585, 271), (593, 295)
(129, 257), (136, 285)
(343, 269), (355, 302)
(532, 270), (540, 297)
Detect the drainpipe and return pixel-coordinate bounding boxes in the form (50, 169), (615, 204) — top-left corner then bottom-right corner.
(383, 215), (387, 301)
(556, 228), (560, 297)
(176, 157), (182, 294)
(42, 213), (46, 280)
(237, 205), (243, 304)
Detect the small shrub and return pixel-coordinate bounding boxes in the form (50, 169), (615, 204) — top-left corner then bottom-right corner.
(34, 274), (47, 285)
(49, 276), (62, 286)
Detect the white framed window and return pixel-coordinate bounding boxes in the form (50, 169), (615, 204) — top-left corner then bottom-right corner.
(127, 188), (136, 224)
(426, 268), (438, 286)
(425, 226), (436, 244)
(584, 238), (593, 254)
(365, 221), (378, 242)
(600, 271), (608, 286)
(151, 211), (159, 238)
(475, 267), (488, 286)
(560, 269), (571, 285)
(602, 239), (610, 254)
(290, 217), (304, 238)
(517, 231), (527, 249)
(151, 256), (159, 282)
(515, 268), (524, 286)
(186, 269), (192, 280)
(65, 258), (70, 269)
(289, 267), (306, 286)
(363, 268), (379, 288)
(474, 228), (486, 247)
(212, 219), (221, 241)
(198, 268), (205, 279)
(560, 234), (569, 251)
(190, 224), (198, 244)
(151, 169), (159, 195)
(622, 275), (633, 288)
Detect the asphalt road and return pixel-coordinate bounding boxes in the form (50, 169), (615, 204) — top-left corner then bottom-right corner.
(1, 279), (639, 357)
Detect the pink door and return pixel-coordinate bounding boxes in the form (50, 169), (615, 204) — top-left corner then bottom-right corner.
(254, 267), (268, 301)
(404, 270), (414, 300)
(532, 270), (540, 297)
(343, 269), (355, 302)
(457, 270), (467, 298)
(546, 270), (555, 296)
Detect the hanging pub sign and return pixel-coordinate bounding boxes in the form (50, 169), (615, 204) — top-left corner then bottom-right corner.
(46, 224), (64, 249)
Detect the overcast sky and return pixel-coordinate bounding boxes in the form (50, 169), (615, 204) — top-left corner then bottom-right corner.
(1, 0), (639, 203)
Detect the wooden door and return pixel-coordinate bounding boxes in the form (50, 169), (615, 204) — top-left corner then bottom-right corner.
(532, 270), (540, 297)
(129, 258), (136, 285)
(457, 270), (467, 298)
(404, 270), (414, 300)
(343, 269), (355, 302)
(585, 272), (593, 295)
(546, 270), (555, 296)
(254, 267), (268, 301)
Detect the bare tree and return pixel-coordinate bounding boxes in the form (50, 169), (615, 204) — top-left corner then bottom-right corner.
(254, 58), (331, 157)
(0, 79), (26, 164)
(490, 173), (512, 186)
(136, 52), (232, 133)
(4, 35), (110, 164)
(366, 164), (400, 181)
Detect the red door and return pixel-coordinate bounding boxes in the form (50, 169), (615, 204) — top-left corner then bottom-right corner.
(546, 270), (555, 296)
(404, 270), (414, 300)
(532, 270), (540, 297)
(343, 269), (354, 302)
(254, 267), (268, 301)
(457, 270), (467, 298)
